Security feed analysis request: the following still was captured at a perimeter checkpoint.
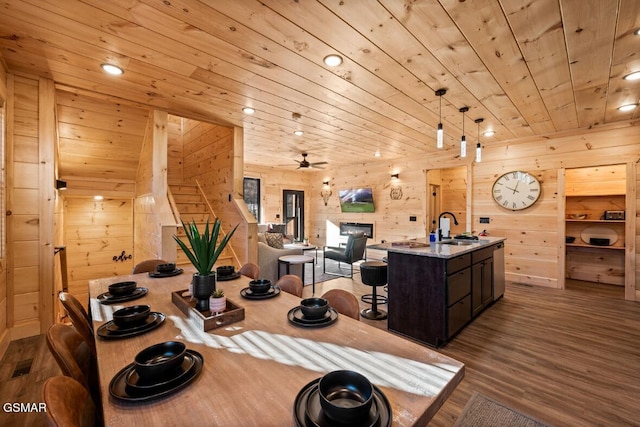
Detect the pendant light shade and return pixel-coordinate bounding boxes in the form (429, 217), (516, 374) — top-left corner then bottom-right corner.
(435, 89), (446, 149)
(475, 118), (484, 163)
(459, 107), (469, 158)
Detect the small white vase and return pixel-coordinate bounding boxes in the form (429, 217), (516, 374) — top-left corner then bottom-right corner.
(209, 296), (226, 313)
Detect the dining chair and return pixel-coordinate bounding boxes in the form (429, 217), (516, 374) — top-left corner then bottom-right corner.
(45, 324), (101, 408)
(323, 232), (367, 278)
(58, 292), (96, 355)
(42, 376), (97, 427)
(276, 274), (303, 298)
(321, 289), (360, 320)
(132, 259), (168, 274)
(239, 262), (260, 280)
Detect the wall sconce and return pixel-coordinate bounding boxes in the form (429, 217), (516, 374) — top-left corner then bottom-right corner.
(391, 173), (399, 179)
(55, 179), (67, 190)
(320, 181), (332, 206)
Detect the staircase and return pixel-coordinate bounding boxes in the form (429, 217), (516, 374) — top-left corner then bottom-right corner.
(170, 184), (236, 268)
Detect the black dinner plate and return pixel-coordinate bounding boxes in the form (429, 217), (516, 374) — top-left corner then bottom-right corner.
(287, 307), (338, 328)
(293, 378), (391, 427)
(97, 287), (148, 305)
(217, 271), (241, 281)
(109, 350), (203, 402)
(97, 312), (165, 339)
(124, 352), (196, 391)
(148, 268), (184, 278)
(240, 285), (281, 300)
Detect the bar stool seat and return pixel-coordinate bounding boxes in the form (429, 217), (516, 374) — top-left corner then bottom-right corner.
(359, 261), (388, 320)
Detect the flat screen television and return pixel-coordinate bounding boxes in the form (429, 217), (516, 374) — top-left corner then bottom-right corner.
(338, 188), (375, 213)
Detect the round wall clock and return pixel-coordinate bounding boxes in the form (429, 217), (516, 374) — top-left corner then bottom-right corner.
(492, 171), (541, 210)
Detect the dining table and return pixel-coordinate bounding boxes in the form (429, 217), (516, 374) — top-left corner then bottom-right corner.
(88, 266), (465, 426)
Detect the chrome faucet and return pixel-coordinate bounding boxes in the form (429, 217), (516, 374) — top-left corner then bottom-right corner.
(437, 212), (459, 241)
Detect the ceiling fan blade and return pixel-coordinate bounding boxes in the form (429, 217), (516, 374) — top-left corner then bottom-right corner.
(311, 161), (328, 166)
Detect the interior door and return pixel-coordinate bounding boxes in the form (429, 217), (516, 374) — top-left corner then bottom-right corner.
(283, 190), (304, 242)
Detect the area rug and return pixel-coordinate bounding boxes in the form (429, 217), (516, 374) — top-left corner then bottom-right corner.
(454, 393), (551, 427)
(301, 258), (358, 286)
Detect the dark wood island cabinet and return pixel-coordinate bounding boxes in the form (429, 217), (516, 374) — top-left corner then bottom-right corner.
(372, 237), (505, 348)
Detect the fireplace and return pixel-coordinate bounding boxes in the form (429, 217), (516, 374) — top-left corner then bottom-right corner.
(339, 222), (374, 238)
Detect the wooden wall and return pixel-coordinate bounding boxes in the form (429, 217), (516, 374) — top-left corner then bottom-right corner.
(181, 119), (249, 264)
(0, 61), (8, 358)
(133, 111), (176, 264)
(167, 114), (184, 185)
(4, 74), (56, 338)
(243, 164), (313, 236)
(300, 121), (640, 297)
(64, 197), (133, 305)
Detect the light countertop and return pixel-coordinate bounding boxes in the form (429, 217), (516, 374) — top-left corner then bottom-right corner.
(369, 236), (506, 259)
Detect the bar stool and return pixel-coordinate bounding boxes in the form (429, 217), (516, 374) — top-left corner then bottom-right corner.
(360, 261), (388, 320)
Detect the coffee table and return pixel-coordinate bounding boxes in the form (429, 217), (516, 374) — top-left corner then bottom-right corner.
(278, 254), (315, 294)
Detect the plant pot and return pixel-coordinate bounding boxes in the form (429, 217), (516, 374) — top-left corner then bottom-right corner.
(209, 296), (226, 314)
(192, 273), (216, 312)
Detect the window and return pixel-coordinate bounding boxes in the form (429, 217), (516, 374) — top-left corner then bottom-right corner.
(243, 177), (260, 222)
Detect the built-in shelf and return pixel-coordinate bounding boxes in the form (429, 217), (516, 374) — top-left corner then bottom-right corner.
(566, 243), (625, 250)
(565, 219), (625, 223)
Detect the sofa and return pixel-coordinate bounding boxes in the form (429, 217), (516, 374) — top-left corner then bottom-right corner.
(257, 241), (303, 284)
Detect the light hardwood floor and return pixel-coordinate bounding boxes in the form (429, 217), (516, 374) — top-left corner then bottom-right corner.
(1, 276), (638, 426)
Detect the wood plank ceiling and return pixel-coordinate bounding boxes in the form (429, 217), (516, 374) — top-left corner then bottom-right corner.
(0, 0), (639, 179)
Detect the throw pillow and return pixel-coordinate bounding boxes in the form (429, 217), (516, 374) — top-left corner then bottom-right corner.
(265, 232), (284, 249)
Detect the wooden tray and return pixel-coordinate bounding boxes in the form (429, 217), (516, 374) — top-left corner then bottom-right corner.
(171, 290), (245, 331)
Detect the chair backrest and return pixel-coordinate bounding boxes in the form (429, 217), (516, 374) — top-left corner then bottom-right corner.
(42, 376), (96, 427)
(46, 324), (93, 392)
(345, 232), (367, 263)
(239, 262), (260, 280)
(276, 274), (303, 298)
(59, 292), (95, 355)
(132, 259), (168, 274)
(321, 289), (360, 320)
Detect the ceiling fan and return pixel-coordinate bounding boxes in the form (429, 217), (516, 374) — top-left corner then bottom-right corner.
(294, 153), (328, 169)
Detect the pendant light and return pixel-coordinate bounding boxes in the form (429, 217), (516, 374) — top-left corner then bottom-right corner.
(459, 107), (469, 158)
(435, 89), (446, 149)
(475, 118), (484, 162)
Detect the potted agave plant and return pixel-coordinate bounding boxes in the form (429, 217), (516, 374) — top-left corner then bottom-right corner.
(209, 288), (226, 314)
(174, 218), (238, 312)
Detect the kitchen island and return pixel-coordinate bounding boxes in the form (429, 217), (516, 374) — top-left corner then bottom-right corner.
(371, 237), (506, 348)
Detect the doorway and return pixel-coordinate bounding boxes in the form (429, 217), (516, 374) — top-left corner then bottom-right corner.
(283, 190), (304, 242)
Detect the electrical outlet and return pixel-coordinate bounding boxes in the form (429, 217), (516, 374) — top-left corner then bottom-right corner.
(409, 216), (417, 221)
(480, 217), (490, 224)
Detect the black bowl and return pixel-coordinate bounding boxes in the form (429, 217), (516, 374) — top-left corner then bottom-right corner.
(134, 341), (187, 380)
(318, 370), (374, 423)
(112, 305), (151, 328)
(108, 281), (137, 296)
(217, 265), (235, 277)
(156, 263), (177, 273)
(565, 236), (576, 244)
(300, 297), (329, 320)
(249, 279), (271, 294)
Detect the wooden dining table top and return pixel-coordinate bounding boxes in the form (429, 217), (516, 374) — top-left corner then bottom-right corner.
(89, 268), (464, 426)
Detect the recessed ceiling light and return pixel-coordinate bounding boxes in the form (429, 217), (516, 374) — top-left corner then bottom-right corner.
(635, 28), (640, 36)
(483, 130), (495, 137)
(94, 195), (104, 201)
(623, 71), (640, 81)
(323, 54), (343, 67)
(618, 103), (638, 112)
(374, 150), (381, 157)
(100, 63), (123, 75)
(242, 107), (255, 114)
(293, 130), (304, 136)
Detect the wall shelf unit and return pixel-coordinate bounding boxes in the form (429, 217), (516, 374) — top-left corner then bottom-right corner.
(564, 165), (627, 287)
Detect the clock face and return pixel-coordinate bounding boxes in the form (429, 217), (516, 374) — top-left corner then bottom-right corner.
(492, 171), (541, 210)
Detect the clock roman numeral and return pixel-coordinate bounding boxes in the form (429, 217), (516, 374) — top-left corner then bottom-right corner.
(527, 195), (536, 200)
